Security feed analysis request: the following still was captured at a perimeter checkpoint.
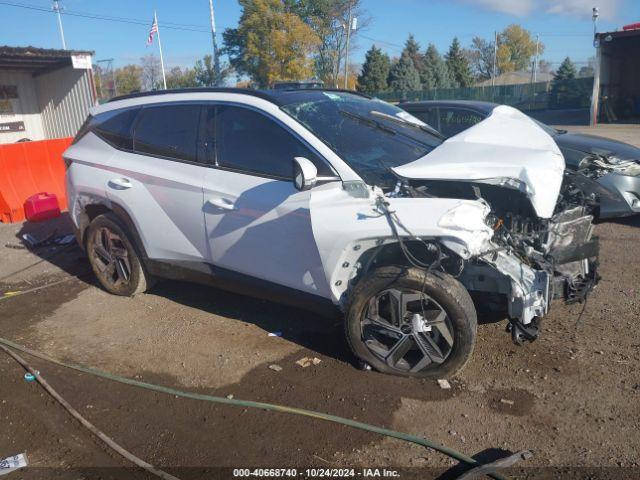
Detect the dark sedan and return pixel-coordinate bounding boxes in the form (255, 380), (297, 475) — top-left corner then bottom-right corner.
(400, 100), (640, 218)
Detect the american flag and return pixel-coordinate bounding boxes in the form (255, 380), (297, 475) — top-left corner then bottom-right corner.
(147, 15), (158, 45)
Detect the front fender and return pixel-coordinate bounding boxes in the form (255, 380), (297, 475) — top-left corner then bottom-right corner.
(309, 184), (494, 304)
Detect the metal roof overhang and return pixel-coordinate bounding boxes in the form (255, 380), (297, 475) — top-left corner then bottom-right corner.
(0, 46), (93, 77)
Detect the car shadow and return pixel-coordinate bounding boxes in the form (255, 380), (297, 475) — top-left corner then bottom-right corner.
(149, 278), (356, 365)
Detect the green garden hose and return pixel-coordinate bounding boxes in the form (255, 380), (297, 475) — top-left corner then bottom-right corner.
(0, 336), (509, 480)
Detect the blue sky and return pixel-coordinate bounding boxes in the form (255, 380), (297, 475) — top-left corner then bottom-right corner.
(2, 0), (639, 72)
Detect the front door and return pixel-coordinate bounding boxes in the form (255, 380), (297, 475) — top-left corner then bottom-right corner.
(202, 104), (333, 298)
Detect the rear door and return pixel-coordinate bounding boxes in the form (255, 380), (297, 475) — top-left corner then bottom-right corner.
(103, 103), (209, 263)
(201, 103), (334, 297)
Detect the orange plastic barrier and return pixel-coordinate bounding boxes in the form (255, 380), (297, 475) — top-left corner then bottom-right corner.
(0, 137), (73, 223)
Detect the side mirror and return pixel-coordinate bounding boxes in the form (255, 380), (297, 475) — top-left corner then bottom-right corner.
(293, 157), (318, 191)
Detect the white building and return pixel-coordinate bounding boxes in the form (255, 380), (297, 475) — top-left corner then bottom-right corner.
(0, 46), (95, 144)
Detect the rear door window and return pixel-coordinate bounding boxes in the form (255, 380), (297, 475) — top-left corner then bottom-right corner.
(93, 108), (140, 149)
(133, 104), (201, 163)
(437, 108), (484, 138)
(212, 105), (333, 179)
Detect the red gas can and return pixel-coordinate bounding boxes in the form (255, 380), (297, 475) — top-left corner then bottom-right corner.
(23, 192), (61, 223)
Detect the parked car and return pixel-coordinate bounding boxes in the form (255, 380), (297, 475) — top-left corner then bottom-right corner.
(400, 100), (640, 219)
(64, 89), (599, 378)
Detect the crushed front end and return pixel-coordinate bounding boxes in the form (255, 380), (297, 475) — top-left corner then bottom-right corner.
(398, 174), (600, 345)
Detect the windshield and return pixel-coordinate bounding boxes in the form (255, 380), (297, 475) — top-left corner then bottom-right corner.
(279, 91), (442, 188)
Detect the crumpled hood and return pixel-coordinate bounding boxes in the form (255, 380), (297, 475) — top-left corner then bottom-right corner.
(392, 105), (566, 219)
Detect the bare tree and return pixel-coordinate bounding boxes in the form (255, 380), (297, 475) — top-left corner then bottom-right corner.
(467, 36), (495, 81)
(140, 55), (162, 91)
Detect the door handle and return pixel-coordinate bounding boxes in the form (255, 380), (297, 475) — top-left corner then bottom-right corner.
(206, 197), (236, 211)
(108, 178), (133, 190)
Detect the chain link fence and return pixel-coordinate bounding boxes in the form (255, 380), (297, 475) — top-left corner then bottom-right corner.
(374, 77), (594, 112)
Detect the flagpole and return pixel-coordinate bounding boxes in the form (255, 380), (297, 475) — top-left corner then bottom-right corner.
(154, 11), (167, 90)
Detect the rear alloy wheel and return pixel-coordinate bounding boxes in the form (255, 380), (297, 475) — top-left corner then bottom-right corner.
(346, 266), (477, 378)
(85, 213), (151, 296)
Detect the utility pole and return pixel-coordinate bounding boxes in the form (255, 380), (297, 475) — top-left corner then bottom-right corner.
(533, 34), (540, 83)
(491, 30), (497, 88)
(590, 6), (600, 126)
(52, 0), (67, 50)
(343, 0), (353, 89)
(208, 0), (221, 86)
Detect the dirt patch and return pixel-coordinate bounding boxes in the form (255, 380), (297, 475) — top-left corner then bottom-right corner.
(486, 389), (535, 416)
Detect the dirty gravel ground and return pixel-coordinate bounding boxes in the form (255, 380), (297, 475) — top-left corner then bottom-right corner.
(1, 126), (639, 479)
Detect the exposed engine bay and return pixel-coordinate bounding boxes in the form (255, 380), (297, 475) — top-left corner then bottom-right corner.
(577, 153), (640, 179)
(382, 173), (600, 344)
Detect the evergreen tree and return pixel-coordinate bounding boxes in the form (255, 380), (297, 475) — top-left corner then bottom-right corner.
(551, 57), (581, 108)
(388, 50), (422, 94)
(445, 37), (473, 87)
(403, 34), (425, 80)
(554, 57), (577, 80)
(422, 44), (452, 89)
(357, 45), (391, 94)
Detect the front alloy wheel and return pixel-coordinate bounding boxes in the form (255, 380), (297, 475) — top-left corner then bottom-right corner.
(362, 288), (455, 374)
(346, 266), (477, 378)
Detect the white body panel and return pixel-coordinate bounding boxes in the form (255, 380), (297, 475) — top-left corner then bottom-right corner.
(393, 105), (565, 218)
(66, 132), (207, 262)
(203, 168), (331, 298)
(309, 184), (494, 302)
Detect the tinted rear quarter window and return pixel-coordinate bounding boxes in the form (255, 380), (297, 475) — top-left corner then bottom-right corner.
(93, 108), (139, 149)
(133, 104), (201, 163)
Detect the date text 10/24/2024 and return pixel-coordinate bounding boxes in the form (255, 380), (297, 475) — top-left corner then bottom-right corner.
(233, 469), (400, 478)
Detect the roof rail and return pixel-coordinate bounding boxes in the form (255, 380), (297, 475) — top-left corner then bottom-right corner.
(108, 87), (371, 105)
(108, 87), (277, 104)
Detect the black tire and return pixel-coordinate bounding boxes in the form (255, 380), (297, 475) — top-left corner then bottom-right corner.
(346, 266), (477, 378)
(85, 213), (153, 296)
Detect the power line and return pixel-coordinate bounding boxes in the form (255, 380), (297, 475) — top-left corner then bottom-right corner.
(0, 1), (224, 33)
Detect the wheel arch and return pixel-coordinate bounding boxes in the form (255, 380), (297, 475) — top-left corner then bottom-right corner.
(337, 238), (466, 307)
(78, 201), (149, 262)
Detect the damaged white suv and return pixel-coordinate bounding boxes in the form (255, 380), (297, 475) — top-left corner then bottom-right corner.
(65, 89), (599, 378)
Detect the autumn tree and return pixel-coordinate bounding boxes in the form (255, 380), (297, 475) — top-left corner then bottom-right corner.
(357, 45), (390, 94)
(115, 65), (143, 95)
(497, 24), (544, 73)
(446, 37), (473, 87)
(222, 0), (320, 87)
(289, 0), (368, 87)
(388, 50), (421, 94)
(194, 54), (231, 86)
(422, 44), (452, 89)
(166, 66), (198, 89)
